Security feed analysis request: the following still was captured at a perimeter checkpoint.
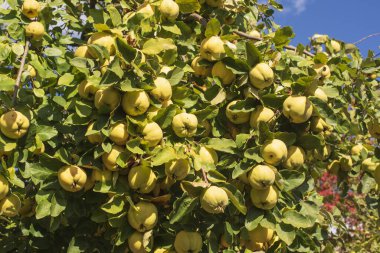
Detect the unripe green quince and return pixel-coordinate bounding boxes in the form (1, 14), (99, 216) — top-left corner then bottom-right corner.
(172, 113), (198, 138)
(159, 0), (179, 22)
(200, 36), (225, 62)
(282, 146), (305, 169)
(128, 201), (158, 232)
(122, 91), (150, 116)
(109, 122), (129, 145)
(0, 111), (30, 139)
(58, 165), (87, 192)
(211, 61), (235, 85)
(225, 100), (250, 124)
(283, 96), (313, 123)
(200, 186), (229, 214)
(0, 194), (21, 217)
(250, 185), (278, 210)
(261, 139), (288, 166)
(248, 164), (276, 190)
(128, 165), (157, 193)
(142, 122), (163, 147)
(249, 63), (274, 89)
(174, 231), (202, 253)
(165, 159), (190, 180)
(249, 106), (275, 129)
(151, 77), (172, 103)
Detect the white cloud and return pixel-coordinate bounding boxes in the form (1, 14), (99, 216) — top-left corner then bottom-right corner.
(281, 0), (312, 14)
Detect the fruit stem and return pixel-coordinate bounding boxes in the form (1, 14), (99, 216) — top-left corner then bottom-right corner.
(13, 40), (30, 106)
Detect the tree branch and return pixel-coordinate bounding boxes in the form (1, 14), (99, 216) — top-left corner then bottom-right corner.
(13, 41), (30, 106)
(201, 167), (209, 184)
(353, 33), (380, 45)
(189, 13), (315, 57)
(234, 30), (315, 57)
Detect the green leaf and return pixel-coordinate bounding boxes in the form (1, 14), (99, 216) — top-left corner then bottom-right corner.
(202, 138), (237, 154)
(205, 18), (221, 37)
(176, 0), (201, 13)
(142, 38), (177, 55)
(24, 162), (56, 184)
(258, 121), (274, 145)
(274, 132), (297, 146)
(296, 134), (323, 150)
(116, 37), (136, 63)
(150, 146), (177, 166)
(219, 182), (247, 215)
(126, 139), (144, 155)
(246, 42), (262, 67)
(275, 223), (296, 245)
(44, 47), (62, 57)
(154, 104), (178, 129)
(169, 195), (198, 224)
(36, 125), (58, 141)
(58, 73), (75, 86)
(35, 199), (52, 219)
(281, 170), (306, 191)
(101, 196), (125, 214)
(0, 75), (14, 91)
(282, 210), (314, 228)
(244, 147), (264, 162)
(245, 207), (265, 230)
(273, 26), (294, 48)
(107, 6), (121, 26)
(50, 192), (67, 217)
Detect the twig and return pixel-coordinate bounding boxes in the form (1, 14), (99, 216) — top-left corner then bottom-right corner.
(201, 167), (209, 184)
(189, 13), (315, 57)
(189, 13), (207, 27)
(13, 41), (30, 106)
(234, 30), (315, 57)
(353, 33), (380, 45)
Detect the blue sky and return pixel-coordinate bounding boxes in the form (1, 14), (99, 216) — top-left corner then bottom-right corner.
(273, 0), (380, 56)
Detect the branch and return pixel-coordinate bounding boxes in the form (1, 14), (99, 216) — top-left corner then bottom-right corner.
(234, 30), (315, 57)
(13, 41), (30, 106)
(201, 167), (209, 184)
(189, 13), (315, 57)
(353, 33), (380, 45)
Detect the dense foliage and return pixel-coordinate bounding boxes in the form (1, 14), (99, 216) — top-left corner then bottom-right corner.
(0, 0), (379, 252)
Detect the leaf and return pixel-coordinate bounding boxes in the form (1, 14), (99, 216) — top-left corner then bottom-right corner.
(44, 47), (62, 57)
(101, 196), (125, 214)
(273, 26), (294, 48)
(205, 18), (221, 38)
(222, 57), (251, 74)
(150, 146), (177, 166)
(296, 134), (323, 150)
(107, 6), (121, 26)
(50, 192), (67, 217)
(258, 121), (274, 145)
(229, 98), (260, 113)
(36, 125), (58, 141)
(58, 73), (75, 86)
(246, 41), (262, 67)
(169, 195), (198, 224)
(153, 104), (178, 129)
(115, 37), (136, 63)
(245, 207), (265, 230)
(167, 68), (184, 86)
(142, 38), (177, 55)
(25, 162), (56, 184)
(274, 132), (297, 146)
(35, 199), (52, 219)
(202, 138), (237, 154)
(244, 147), (264, 162)
(275, 223), (296, 245)
(126, 139), (144, 154)
(282, 210), (314, 228)
(0, 75), (14, 91)
(220, 183), (247, 215)
(176, 0), (201, 13)
(281, 170), (306, 191)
